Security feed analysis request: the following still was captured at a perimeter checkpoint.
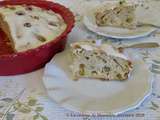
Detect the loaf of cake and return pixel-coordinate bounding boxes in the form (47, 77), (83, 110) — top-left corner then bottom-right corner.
(95, 1), (137, 29)
(70, 40), (132, 81)
(0, 5), (67, 52)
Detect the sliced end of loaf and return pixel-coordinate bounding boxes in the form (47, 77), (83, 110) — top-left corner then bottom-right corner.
(0, 13), (16, 52)
(70, 41), (132, 81)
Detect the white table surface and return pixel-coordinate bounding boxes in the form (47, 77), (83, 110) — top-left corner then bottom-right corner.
(0, 0), (160, 120)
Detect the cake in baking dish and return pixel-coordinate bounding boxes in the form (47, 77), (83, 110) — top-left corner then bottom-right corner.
(95, 1), (137, 29)
(70, 40), (132, 80)
(0, 5), (67, 52)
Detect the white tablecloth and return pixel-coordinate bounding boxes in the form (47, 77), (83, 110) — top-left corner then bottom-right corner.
(0, 0), (160, 120)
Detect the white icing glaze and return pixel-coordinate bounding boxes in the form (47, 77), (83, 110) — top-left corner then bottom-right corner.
(0, 5), (67, 51)
(100, 44), (128, 60)
(79, 42), (128, 60)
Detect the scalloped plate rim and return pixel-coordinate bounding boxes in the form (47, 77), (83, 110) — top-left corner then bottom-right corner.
(42, 50), (153, 115)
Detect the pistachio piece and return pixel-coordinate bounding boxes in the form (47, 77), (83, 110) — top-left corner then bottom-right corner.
(79, 64), (85, 76)
(126, 17), (133, 23)
(116, 73), (122, 79)
(34, 33), (47, 42)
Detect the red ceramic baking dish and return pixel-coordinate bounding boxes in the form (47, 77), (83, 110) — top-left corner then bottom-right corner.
(0, 0), (75, 75)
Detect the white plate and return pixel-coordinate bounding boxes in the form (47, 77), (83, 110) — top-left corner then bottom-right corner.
(83, 1), (157, 39)
(43, 49), (153, 114)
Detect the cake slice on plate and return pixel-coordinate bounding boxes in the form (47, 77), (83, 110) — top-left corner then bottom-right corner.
(70, 40), (132, 81)
(95, 1), (137, 29)
(0, 5), (66, 52)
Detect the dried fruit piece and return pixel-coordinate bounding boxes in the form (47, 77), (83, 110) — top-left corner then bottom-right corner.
(118, 47), (124, 53)
(73, 44), (81, 49)
(103, 66), (110, 72)
(48, 21), (58, 26)
(25, 6), (33, 11)
(92, 71), (98, 75)
(30, 15), (39, 20)
(16, 11), (25, 16)
(24, 23), (31, 27)
(85, 56), (90, 60)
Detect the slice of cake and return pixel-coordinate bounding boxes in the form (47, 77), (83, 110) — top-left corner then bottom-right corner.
(70, 40), (132, 80)
(95, 1), (137, 29)
(0, 5), (67, 52)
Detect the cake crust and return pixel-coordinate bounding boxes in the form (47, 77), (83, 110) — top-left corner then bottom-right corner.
(0, 13), (15, 51)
